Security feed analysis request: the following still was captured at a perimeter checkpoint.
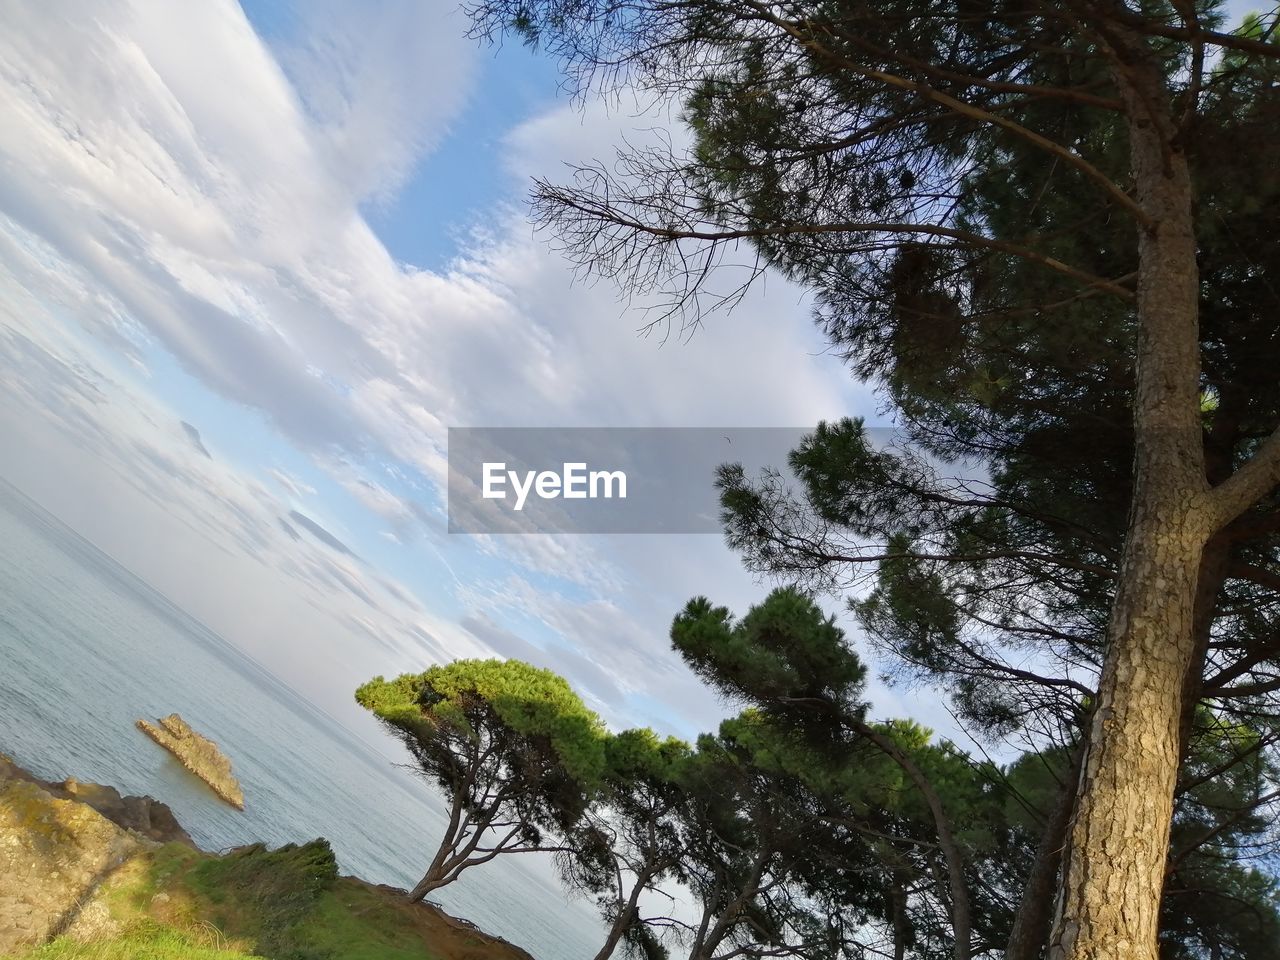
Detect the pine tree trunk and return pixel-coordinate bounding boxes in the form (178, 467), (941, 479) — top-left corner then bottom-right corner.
(1178, 539), (1230, 754)
(687, 880), (718, 960)
(851, 718), (971, 960)
(1049, 510), (1206, 959)
(889, 878), (909, 960)
(1005, 745), (1083, 960)
(407, 868), (450, 903)
(1048, 45), (1210, 960)
(406, 788), (468, 903)
(591, 871), (651, 960)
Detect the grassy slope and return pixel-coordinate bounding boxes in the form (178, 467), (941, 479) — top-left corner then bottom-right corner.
(6, 841), (526, 960)
(17, 927), (256, 960)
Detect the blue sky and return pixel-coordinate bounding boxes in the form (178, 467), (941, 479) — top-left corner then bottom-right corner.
(2, 0), (1267, 756)
(0, 0), (966, 747)
(237, 0), (569, 270)
(5, 0), (1264, 757)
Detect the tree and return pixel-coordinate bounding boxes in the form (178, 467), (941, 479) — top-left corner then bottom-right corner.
(671, 588), (1280, 959)
(709, 50), (1280, 937)
(564, 594), (1016, 960)
(671, 587), (985, 960)
(700, 25), (1280, 934)
(718, 706), (1021, 960)
(559, 727), (690, 960)
(1157, 713), (1280, 959)
(675, 723), (866, 960)
(465, 2), (1280, 954)
(355, 658), (607, 900)
(717, 409), (1280, 952)
(1001, 719), (1280, 960)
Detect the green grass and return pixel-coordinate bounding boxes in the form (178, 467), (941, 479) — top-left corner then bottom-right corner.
(16, 924), (261, 959)
(184, 841), (339, 960)
(4, 840), (443, 960)
(288, 884), (455, 960)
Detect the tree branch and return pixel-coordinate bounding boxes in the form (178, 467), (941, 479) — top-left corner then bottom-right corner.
(1208, 427), (1280, 530)
(735, 0), (1151, 227)
(538, 185), (1138, 299)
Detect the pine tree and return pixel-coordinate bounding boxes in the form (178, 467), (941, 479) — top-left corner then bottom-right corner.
(356, 659), (607, 900)
(464, 3), (1280, 954)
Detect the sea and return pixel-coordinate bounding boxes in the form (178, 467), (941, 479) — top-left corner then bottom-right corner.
(0, 476), (603, 960)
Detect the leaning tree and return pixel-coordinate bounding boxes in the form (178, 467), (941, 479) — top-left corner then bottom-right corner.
(465, 1), (1280, 955)
(356, 658), (607, 900)
(672, 587), (994, 959)
(557, 727), (691, 960)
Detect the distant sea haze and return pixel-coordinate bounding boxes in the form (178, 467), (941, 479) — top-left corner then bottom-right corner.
(0, 477), (601, 960)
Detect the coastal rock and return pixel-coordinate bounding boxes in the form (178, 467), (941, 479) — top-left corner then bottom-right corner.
(0, 774), (145, 952)
(0, 753), (193, 845)
(61, 777), (194, 845)
(0, 754), (539, 960)
(136, 713), (245, 809)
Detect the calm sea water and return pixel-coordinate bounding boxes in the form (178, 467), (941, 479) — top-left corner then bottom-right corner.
(0, 478), (602, 960)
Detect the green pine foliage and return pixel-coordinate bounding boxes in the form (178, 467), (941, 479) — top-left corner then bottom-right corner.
(356, 659), (607, 899)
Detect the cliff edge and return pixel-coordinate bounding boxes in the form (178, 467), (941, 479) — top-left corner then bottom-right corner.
(0, 753), (193, 845)
(0, 754), (539, 960)
(0, 754), (191, 952)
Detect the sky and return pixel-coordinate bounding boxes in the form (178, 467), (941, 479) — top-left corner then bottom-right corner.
(12, 0), (1206, 751)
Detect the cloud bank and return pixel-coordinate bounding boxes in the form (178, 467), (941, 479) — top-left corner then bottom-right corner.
(0, 0), (915, 741)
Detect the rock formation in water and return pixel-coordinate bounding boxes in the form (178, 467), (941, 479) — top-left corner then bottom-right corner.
(135, 713), (245, 809)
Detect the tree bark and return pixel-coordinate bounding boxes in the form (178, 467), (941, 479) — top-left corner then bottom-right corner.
(407, 868), (451, 902)
(1048, 40), (1212, 960)
(686, 871), (722, 960)
(592, 868), (653, 960)
(1006, 744), (1085, 960)
(1176, 539), (1230, 760)
(889, 877), (910, 960)
(689, 852), (770, 960)
(406, 790), (467, 902)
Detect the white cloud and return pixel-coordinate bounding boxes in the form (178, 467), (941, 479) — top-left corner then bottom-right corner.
(0, 222), (462, 719)
(276, 0), (476, 202)
(0, 0), (916, 741)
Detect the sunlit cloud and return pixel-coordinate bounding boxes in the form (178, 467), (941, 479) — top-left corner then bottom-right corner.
(0, 0), (931, 741)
